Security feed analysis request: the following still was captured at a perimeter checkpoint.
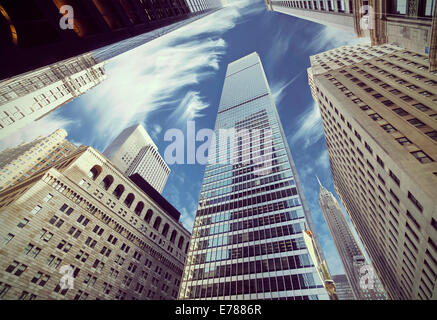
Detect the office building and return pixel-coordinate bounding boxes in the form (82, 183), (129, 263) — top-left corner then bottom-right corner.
(317, 177), (387, 299)
(103, 124), (170, 193)
(0, 53), (106, 139)
(0, 145), (190, 300)
(332, 274), (355, 300)
(178, 52), (330, 300)
(308, 43), (437, 300)
(265, 0), (437, 70)
(0, 128), (77, 192)
(0, 0), (223, 80)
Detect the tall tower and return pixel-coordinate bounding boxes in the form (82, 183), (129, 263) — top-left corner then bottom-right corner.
(103, 124), (170, 193)
(265, 0), (437, 70)
(0, 53), (106, 139)
(308, 43), (437, 300)
(179, 52), (330, 300)
(317, 177), (386, 300)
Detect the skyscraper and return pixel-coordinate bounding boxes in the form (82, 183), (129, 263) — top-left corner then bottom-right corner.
(331, 274), (355, 300)
(0, 128), (77, 192)
(0, 52), (106, 139)
(178, 52), (330, 300)
(265, 0), (437, 70)
(0, 145), (190, 300)
(308, 43), (437, 300)
(103, 124), (170, 193)
(317, 177), (386, 300)
(0, 0), (222, 80)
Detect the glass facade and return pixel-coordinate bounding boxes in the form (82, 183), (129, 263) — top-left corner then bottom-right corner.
(179, 52), (329, 300)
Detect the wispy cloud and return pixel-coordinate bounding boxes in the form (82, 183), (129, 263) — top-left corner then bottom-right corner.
(271, 71), (304, 106)
(1, 2), (258, 152)
(309, 26), (370, 53)
(290, 101), (324, 148)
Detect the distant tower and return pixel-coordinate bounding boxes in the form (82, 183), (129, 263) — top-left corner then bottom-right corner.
(103, 124), (170, 193)
(317, 176), (387, 300)
(0, 128), (78, 191)
(332, 274), (355, 300)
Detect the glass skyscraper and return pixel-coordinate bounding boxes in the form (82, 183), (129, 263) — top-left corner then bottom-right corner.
(179, 52), (330, 300)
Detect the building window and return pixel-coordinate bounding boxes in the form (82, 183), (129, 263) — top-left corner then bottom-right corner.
(408, 191), (424, 213)
(381, 124), (397, 133)
(425, 131), (437, 141)
(411, 150), (434, 164)
(396, 137), (412, 145)
(407, 118), (426, 128)
(30, 205), (42, 215)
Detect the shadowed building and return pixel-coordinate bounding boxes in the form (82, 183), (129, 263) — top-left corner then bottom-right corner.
(264, 0), (437, 70)
(0, 144), (190, 300)
(308, 43), (437, 300)
(179, 52), (330, 300)
(0, 0), (222, 80)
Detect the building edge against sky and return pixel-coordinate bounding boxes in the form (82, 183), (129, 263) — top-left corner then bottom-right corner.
(0, 129), (191, 300)
(308, 43), (437, 300)
(179, 52), (332, 300)
(317, 177), (387, 300)
(103, 124), (170, 194)
(264, 0), (437, 71)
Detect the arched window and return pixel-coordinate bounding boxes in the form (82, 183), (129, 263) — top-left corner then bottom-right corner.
(134, 201), (144, 216)
(112, 184), (124, 199)
(88, 165), (102, 180)
(178, 236), (184, 249)
(100, 175), (113, 190)
(124, 193), (135, 208)
(162, 223), (169, 237)
(144, 209), (153, 223)
(153, 216), (161, 230)
(185, 242), (189, 254)
(170, 230), (177, 243)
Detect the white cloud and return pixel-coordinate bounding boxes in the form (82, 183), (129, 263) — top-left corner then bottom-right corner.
(290, 101), (324, 148)
(309, 26), (371, 53)
(169, 91), (209, 124)
(316, 148), (329, 170)
(1, 2), (257, 152)
(0, 114), (77, 152)
(271, 71), (304, 106)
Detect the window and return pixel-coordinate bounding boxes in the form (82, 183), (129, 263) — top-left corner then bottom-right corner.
(381, 124), (397, 133)
(411, 150), (434, 164)
(389, 171), (400, 186)
(413, 103), (430, 112)
(408, 191), (423, 213)
(1, 233), (14, 246)
(17, 218), (29, 228)
(425, 131), (437, 141)
(396, 137), (412, 145)
(43, 194), (53, 202)
(408, 118), (426, 128)
(369, 113), (383, 121)
(393, 108), (409, 116)
(30, 205), (42, 215)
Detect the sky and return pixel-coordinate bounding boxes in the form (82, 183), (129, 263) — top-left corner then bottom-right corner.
(0, 0), (371, 276)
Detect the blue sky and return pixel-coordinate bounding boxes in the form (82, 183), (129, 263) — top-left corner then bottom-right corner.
(0, 0), (371, 276)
